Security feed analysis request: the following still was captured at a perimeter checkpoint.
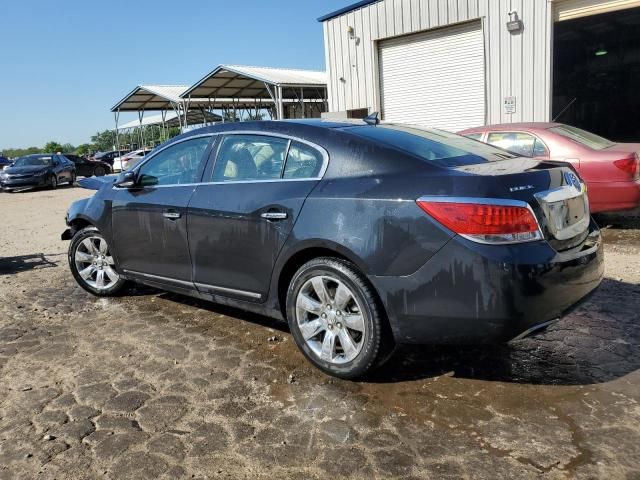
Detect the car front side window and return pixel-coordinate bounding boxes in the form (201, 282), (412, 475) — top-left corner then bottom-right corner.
(137, 137), (211, 187)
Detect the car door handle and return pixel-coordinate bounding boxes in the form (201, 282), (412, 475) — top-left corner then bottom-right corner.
(163, 210), (181, 220)
(260, 211), (288, 220)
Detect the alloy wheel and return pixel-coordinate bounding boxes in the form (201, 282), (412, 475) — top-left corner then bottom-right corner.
(295, 275), (366, 364)
(73, 236), (119, 290)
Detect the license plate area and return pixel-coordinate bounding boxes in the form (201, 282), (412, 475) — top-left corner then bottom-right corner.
(535, 186), (590, 241)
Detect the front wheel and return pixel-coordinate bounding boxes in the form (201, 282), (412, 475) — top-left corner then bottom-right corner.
(94, 166), (106, 177)
(286, 257), (387, 379)
(68, 226), (127, 296)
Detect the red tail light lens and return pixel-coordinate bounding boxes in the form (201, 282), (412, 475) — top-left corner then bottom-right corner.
(416, 198), (543, 244)
(614, 156), (639, 180)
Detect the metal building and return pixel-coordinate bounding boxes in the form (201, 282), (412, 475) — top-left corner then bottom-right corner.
(319, 0), (640, 139)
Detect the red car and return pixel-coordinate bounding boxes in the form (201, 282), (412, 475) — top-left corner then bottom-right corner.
(458, 123), (640, 213)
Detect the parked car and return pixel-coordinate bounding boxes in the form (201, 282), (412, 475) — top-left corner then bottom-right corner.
(0, 155), (11, 169)
(112, 148), (151, 173)
(458, 123), (640, 213)
(1, 153), (75, 191)
(63, 154), (111, 177)
(62, 120), (603, 378)
(93, 150), (126, 167)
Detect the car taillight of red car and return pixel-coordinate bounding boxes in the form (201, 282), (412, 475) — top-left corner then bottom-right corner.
(613, 154), (640, 180)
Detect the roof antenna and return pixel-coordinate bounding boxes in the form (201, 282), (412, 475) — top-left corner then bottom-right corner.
(363, 111), (380, 126)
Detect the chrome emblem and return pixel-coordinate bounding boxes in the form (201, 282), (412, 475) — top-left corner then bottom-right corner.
(509, 184), (534, 192)
(564, 171), (581, 191)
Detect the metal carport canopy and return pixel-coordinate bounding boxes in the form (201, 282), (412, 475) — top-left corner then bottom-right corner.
(180, 65), (327, 119)
(115, 110), (221, 130)
(110, 84), (188, 112)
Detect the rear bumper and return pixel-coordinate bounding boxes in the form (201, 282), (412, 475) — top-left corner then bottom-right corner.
(588, 180), (640, 213)
(369, 219), (604, 345)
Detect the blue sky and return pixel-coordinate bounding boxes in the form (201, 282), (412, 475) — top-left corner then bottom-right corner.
(0, 0), (350, 149)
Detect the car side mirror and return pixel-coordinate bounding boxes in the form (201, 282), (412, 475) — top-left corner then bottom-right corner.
(115, 171), (137, 188)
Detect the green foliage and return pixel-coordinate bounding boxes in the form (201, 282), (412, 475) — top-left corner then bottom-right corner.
(91, 130), (117, 152)
(1, 146), (42, 158)
(75, 144), (93, 156)
(43, 141), (64, 153)
(2, 124), (184, 160)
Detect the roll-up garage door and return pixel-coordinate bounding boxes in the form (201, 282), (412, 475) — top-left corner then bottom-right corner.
(378, 21), (485, 132)
(554, 0), (640, 21)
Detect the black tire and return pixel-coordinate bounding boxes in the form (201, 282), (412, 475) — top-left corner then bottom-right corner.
(70, 172), (76, 186)
(286, 257), (389, 379)
(49, 174), (58, 190)
(68, 226), (127, 296)
(94, 166), (106, 177)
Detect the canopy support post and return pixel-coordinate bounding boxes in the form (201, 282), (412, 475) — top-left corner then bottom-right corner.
(114, 110), (121, 153)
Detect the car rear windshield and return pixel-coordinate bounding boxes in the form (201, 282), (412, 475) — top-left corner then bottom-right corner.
(345, 125), (518, 166)
(549, 125), (615, 150)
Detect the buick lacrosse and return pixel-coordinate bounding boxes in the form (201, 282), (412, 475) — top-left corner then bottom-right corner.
(62, 119), (603, 378)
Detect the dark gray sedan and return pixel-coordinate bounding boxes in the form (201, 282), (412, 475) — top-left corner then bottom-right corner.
(61, 120), (603, 378)
(1, 154), (75, 191)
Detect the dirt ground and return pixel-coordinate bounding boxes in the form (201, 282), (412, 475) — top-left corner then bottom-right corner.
(0, 186), (639, 479)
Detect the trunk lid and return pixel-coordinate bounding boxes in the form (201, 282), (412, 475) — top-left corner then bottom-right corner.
(453, 158), (590, 250)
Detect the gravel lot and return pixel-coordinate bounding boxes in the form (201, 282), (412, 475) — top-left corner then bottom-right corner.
(1, 187), (639, 479)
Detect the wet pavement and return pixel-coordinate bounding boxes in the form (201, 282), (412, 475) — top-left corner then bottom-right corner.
(0, 189), (639, 479)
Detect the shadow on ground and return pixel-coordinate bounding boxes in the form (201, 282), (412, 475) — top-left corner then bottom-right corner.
(130, 276), (640, 388)
(0, 253), (60, 274)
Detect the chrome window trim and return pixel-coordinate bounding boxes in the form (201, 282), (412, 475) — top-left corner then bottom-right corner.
(416, 196), (544, 245)
(115, 130), (329, 188)
(208, 130), (329, 183)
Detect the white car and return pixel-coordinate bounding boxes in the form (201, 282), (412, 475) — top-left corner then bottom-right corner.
(112, 149), (151, 173)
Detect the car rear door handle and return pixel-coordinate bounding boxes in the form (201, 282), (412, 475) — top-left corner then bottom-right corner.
(163, 210), (181, 220)
(260, 211), (288, 220)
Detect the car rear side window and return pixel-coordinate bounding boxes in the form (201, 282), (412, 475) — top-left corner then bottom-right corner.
(212, 135), (289, 182)
(137, 137), (211, 187)
(486, 132), (548, 157)
(283, 141), (324, 179)
(346, 125), (518, 166)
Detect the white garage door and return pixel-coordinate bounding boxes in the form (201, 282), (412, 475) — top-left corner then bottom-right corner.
(378, 21), (485, 132)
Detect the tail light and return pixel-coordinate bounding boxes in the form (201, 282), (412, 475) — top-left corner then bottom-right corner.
(613, 155), (639, 180)
(416, 197), (543, 244)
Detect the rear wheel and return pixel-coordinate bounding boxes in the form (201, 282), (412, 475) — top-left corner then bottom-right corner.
(68, 226), (127, 296)
(286, 257), (386, 379)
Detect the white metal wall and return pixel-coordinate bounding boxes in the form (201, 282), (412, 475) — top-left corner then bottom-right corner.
(322, 0), (554, 126)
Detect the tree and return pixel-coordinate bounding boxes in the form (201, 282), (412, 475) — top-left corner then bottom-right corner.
(61, 143), (75, 153)
(75, 144), (93, 156)
(90, 129), (117, 152)
(43, 141), (64, 153)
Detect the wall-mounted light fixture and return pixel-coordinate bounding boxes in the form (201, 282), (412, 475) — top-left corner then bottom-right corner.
(346, 25), (361, 45)
(506, 11), (523, 34)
